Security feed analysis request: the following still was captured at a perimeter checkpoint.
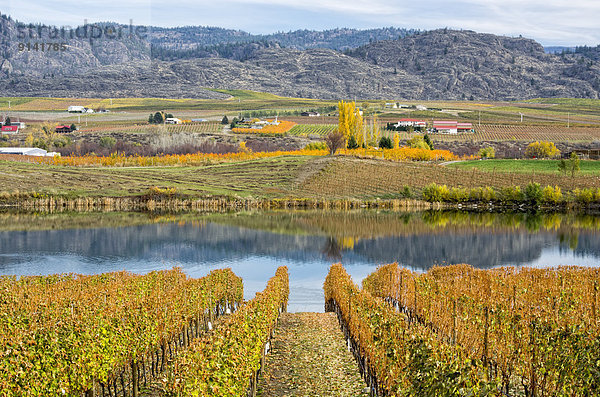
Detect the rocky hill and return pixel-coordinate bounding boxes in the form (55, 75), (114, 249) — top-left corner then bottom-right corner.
(346, 29), (600, 99)
(0, 12), (599, 100)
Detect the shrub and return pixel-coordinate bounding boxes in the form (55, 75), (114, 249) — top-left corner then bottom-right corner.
(400, 185), (413, 199)
(525, 141), (560, 158)
(542, 186), (563, 204)
(525, 182), (543, 204)
(478, 146), (495, 159)
(499, 186), (525, 202)
(406, 135), (430, 150)
(379, 136), (393, 149)
(304, 142), (327, 151)
(422, 183), (449, 202)
(99, 137), (117, 148)
(572, 188), (596, 204)
(448, 187), (469, 202)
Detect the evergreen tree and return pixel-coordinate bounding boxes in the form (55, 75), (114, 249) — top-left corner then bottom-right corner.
(379, 136), (393, 149)
(4, 116), (10, 126)
(221, 115), (229, 125)
(70, 124), (76, 131)
(148, 114), (154, 124)
(423, 133), (434, 150)
(347, 135), (359, 149)
(153, 112), (164, 124)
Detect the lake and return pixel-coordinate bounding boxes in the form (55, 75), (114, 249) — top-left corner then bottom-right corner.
(1, 210), (599, 312)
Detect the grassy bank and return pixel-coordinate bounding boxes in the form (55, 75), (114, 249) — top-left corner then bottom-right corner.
(449, 159), (600, 174)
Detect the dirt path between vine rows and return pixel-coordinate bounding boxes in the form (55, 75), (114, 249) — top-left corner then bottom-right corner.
(257, 312), (367, 397)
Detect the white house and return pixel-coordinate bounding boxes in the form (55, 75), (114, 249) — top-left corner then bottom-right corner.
(67, 106), (86, 113)
(395, 119), (427, 128)
(0, 147), (60, 157)
(165, 118), (182, 124)
(416, 105), (428, 111)
(384, 103), (398, 109)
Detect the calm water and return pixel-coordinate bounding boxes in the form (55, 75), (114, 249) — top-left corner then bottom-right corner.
(1, 210), (599, 312)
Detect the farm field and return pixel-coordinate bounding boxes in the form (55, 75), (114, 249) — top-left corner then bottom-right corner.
(297, 157), (600, 199)
(0, 156), (317, 198)
(287, 124), (337, 136)
(450, 159), (600, 175)
(388, 125), (600, 142)
(1, 155), (600, 202)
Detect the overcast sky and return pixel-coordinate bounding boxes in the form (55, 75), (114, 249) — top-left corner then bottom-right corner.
(3, 0), (599, 46)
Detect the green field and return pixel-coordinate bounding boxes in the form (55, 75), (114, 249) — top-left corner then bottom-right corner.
(448, 159), (600, 175)
(287, 124), (337, 136)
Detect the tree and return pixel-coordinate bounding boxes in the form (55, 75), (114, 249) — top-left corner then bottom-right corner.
(478, 147), (495, 159)
(325, 130), (345, 155)
(148, 114), (154, 123)
(406, 136), (430, 150)
(559, 152), (580, 177)
(393, 132), (400, 149)
(221, 115), (229, 125)
(347, 135), (359, 149)
(379, 136), (393, 149)
(525, 141), (560, 158)
(165, 113), (174, 119)
(153, 112), (164, 124)
(423, 133), (434, 150)
(3, 116), (10, 126)
(70, 123), (77, 131)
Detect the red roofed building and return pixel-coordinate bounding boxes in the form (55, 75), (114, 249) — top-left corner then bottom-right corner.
(1, 125), (19, 134)
(458, 122), (473, 132)
(55, 125), (72, 133)
(433, 121), (458, 134)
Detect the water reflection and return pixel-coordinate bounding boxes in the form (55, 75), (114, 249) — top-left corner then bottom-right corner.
(0, 210), (599, 312)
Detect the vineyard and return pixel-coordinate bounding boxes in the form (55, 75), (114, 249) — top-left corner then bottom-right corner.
(391, 125), (600, 142)
(326, 263), (600, 396)
(0, 268), (243, 396)
(232, 120), (296, 135)
(26, 149), (328, 167)
(298, 157), (600, 199)
(287, 124), (337, 137)
(163, 266), (289, 396)
(76, 122), (223, 135)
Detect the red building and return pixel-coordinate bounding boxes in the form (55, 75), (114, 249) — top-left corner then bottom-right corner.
(55, 125), (72, 133)
(1, 125), (19, 134)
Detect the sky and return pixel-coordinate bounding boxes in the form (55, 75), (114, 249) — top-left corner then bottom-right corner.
(2, 0), (600, 46)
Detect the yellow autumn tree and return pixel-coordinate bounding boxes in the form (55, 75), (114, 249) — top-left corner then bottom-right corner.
(338, 100), (366, 148)
(369, 114), (381, 147)
(338, 100), (354, 143)
(352, 107), (364, 148)
(393, 132), (400, 149)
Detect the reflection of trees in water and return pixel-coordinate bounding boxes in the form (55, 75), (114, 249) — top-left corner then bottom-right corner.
(322, 237), (342, 261)
(559, 231), (579, 250)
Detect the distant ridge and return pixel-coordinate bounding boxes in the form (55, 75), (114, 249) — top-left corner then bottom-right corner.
(0, 13), (598, 100)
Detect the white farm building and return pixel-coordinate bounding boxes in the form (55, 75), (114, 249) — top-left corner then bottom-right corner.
(0, 147), (60, 157)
